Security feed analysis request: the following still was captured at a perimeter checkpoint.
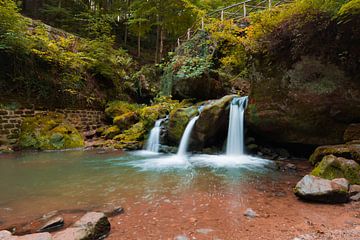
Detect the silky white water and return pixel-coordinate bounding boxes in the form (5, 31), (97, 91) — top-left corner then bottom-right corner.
(226, 96), (248, 156)
(177, 116), (199, 156)
(146, 118), (164, 153)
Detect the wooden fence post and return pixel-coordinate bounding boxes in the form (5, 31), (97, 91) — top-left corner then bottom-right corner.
(243, 3), (247, 17)
(187, 28), (191, 40)
(221, 10), (224, 21)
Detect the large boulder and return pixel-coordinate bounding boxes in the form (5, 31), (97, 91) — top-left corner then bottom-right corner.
(311, 155), (360, 184)
(294, 175), (349, 203)
(166, 106), (199, 145)
(246, 56), (360, 146)
(309, 144), (360, 164)
(191, 95), (237, 149)
(104, 101), (139, 121)
(18, 113), (84, 150)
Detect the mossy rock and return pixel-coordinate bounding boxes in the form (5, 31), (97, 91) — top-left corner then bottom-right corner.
(19, 112), (84, 150)
(166, 106), (199, 144)
(102, 125), (121, 139)
(113, 112), (139, 130)
(113, 122), (146, 150)
(104, 101), (139, 121)
(309, 144), (360, 164)
(311, 155), (360, 184)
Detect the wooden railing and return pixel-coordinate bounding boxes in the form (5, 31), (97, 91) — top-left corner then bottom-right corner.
(175, 0), (292, 48)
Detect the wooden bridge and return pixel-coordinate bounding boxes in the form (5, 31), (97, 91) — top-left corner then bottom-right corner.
(176, 0), (292, 47)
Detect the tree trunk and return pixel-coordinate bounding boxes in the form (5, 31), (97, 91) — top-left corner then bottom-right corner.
(155, 16), (160, 63)
(137, 22), (141, 57)
(159, 26), (164, 61)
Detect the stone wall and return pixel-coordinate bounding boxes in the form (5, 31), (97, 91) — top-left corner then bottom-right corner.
(0, 108), (105, 145)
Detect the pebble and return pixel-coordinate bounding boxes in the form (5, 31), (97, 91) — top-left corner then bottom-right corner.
(174, 235), (189, 240)
(244, 208), (257, 218)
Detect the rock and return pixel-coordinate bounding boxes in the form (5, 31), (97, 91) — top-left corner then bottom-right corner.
(349, 185), (360, 196)
(247, 56), (360, 146)
(104, 207), (124, 217)
(102, 125), (121, 139)
(285, 163), (297, 171)
(113, 112), (139, 131)
(166, 106), (198, 145)
(38, 216), (64, 232)
(311, 155), (360, 184)
(294, 175), (349, 203)
(158, 145), (178, 154)
(344, 124), (360, 143)
(244, 208), (257, 218)
(350, 193), (360, 201)
(104, 101), (138, 121)
(174, 235), (189, 240)
(309, 144), (360, 164)
(191, 95), (238, 149)
(83, 130), (96, 139)
(53, 212), (110, 240)
(0, 230), (12, 238)
(5, 233), (53, 240)
(18, 113), (84, 151)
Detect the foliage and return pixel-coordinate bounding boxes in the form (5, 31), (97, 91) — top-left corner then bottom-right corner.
(0, 0), (28, 51)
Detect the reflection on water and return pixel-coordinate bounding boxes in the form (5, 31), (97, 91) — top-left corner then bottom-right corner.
(0, 150), (276, 225)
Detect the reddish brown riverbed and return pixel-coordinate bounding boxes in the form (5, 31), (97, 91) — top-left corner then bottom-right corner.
(108, 161), (360, 240)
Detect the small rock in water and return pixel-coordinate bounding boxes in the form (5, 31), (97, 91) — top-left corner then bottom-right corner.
(38, 216), (64, 232)
(285, 163), (297, 170)
(174, 235), (189, 240)
(105, 206), (125, 217)
(196, 228), (214, 234)
(244, 208), (257, 218)
(350, 192), (360, 201)
(14, 232), (52, 240)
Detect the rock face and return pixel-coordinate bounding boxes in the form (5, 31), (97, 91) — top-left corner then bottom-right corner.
(309, 144), (360, 164)
(18, 113), (84, 150)
(344, 124), (360, 143)
(53, 212), (110, 240)
(246, 56), (360, 146)
(311, 155), (360, 184)
(191, 95), (237, 149)
(294, 175), (349, 203)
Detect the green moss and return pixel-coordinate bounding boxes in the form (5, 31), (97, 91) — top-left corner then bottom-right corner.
(102, 125), (121, 139)
(311, 155), (360, 184)
(105, 101), (140, 120)
(18, 112), (84, 150)
(113, 111), (139, 130)
(167, 106), (198, 144)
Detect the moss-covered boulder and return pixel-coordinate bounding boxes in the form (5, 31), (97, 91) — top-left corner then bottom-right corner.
(311, 155), (360, 184)
(102, 125), (121, 139)
(191, 95), (237, 149)
(166, 106), (199, 145)
(19, 113), (84, 150)
(309, 144), (360, 164)
(114, 122), (146, 150)
(113, 112), (139, 130)
(104, 101), (139, 121)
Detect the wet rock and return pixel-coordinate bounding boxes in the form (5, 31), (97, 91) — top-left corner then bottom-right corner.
(311, 155), (360, 184)
(246, 144), (258, 153)
(244, 208), (257, 218)
(349, 185), (360, 196)
(350, 193), (360, 201)
(38, 216), (64, 232)
(191, 95), (237, 149)
(104, 207), (124, 217)
(309, 144), (360, 164)
(174, 235), (189, 240)
(294, 175), (349, 203)
(53, 212), (110, 240)
(159, 145), (178, 154)
(344, 124), (360, 143)
(113, 112), (139, 131)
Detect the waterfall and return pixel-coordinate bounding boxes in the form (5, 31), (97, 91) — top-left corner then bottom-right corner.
(177, 116), (199, 157)
(226, 96), (248, 156)
(146, 118), (165, 153)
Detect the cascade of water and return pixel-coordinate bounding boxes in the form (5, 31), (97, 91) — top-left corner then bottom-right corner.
(226, 96), (248, 156)
(177, 116), (199, 157)
(146, 118), (165, 153)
